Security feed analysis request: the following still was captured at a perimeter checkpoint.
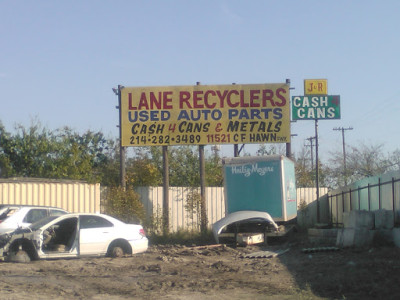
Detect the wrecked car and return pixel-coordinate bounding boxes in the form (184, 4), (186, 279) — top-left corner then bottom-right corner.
(212, 210), (281, 245)
(0, 213), (148, 262)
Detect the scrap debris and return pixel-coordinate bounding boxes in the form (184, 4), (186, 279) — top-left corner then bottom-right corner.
(301, 247), (340, 253)
(243, 248), (290, 258)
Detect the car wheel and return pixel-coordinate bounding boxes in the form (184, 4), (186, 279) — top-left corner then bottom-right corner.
(110, 246), (124, 258)
(7, 250), (31, 263)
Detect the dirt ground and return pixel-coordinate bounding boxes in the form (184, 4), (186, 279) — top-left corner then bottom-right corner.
(0, 233), (400, 300)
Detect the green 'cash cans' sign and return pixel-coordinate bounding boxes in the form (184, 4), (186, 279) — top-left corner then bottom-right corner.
(291, 95), (340, 120)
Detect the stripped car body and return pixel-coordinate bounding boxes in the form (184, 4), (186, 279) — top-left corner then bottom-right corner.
(0, 213), (148, 262)
(212, 210), (280, 245)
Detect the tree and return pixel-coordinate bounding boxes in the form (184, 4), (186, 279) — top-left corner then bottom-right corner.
(102, 186), (146, 224)
(294, 145), (331, 189)
(0, 122), (14, 177)
(0, 122), (57, 178)
(0, 121), (113, 182)
(52, 127), (113, 182)
(256, 144), (286, 156)
(127, 145), (223, 187)
(294, 146), (314, 187)
(125, 147), (162, 187)
(205, 148), (223, 186)
(327, 142), (398, 189)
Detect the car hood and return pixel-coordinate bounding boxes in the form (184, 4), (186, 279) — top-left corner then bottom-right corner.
(212, 210), (278, 243)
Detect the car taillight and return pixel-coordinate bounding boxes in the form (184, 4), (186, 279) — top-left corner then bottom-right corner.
(139, 228), (146, 237)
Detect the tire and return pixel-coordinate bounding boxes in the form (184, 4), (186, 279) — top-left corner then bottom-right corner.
(110, 246), (124, 258)
(6, 250), (31, 263)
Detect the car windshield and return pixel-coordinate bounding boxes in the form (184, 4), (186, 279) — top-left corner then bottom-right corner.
(30, 216), (59, 230)
(0, 207), (19, 221)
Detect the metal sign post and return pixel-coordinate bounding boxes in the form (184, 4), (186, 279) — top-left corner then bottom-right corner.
(291, 79), (342, 224)
(315, 119), (320, 223)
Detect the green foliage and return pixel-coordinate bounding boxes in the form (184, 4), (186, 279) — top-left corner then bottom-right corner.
(102, 186), (145, 224)
(126, 147), (162, 186)
(168, 146), (200, 186)
(184, 189), (202, 231)
(128, 146), (223, 187)
(0, 121), (112, 183)
(205, 151), (223, 186)
(294, 146), (315, 188)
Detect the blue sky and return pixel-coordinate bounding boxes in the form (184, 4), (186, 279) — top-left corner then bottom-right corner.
(1, 1), (399, 160)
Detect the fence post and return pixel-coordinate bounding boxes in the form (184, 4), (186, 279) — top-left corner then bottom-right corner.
(392, 178), (396, 226)
(349, 188), (352, 211)
(336, 195), (339, 227)
(329, 194), (332, 224)
(378, 178), (381, 210)
(368, 184), (371, 211)
(340, 191), (345, 226)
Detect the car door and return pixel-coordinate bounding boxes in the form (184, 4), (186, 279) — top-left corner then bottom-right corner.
(38, 216), (79, 259)
(79, 215), (114, 256)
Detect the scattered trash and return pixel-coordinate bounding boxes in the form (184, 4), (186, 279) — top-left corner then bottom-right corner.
(301, 247), (340, 253)
(243, 248), (289, 258)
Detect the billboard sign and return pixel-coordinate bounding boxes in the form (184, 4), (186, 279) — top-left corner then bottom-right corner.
(291, 95), (340, 120)
(120, 83), (291, 146)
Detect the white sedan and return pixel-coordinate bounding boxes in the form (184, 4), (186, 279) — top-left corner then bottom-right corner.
(0, 213), (148, 262)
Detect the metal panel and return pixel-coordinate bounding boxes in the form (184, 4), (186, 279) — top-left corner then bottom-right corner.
(297, 187), (329, 208)
(0, 180), (100, 213)
(137, 186), (322, 233)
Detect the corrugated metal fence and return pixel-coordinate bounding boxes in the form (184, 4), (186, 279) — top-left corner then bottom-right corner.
(0, 179), (101, 213)
(0, 179), (329, 230)
(136, 186), (329, 232)
(328, 172), (400, 226)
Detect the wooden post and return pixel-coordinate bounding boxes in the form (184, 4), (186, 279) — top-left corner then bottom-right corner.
(162, 146), (169, 235)
(197, 82), (207, 233)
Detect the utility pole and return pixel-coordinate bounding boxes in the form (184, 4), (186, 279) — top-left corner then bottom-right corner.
(315, 120), (320, 223)
(196, 82), (207, 233)
(285, 79), (296, 159)
(333, 127), (353, 185)
(305, 136), (316, 171)
(113, 85), (126, 190)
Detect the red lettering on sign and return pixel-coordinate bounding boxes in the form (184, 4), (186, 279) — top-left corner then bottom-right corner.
(227, 90), (240, 107)
(216, 90), (228, 108)
(204, 90), (217, 109)
(138, 93), (149, 110)
(275, 88), (287, 106)
(193, 91), (204, 108)
(179, 91), (191, 109)
(262, 89), (275, 106)
(128, 93), (136, 110)
(249, 90), (260, 107)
